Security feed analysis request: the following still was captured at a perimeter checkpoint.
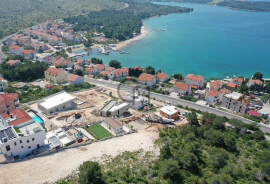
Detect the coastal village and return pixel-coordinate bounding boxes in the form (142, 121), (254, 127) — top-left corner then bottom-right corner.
(0, 18), (270, 183)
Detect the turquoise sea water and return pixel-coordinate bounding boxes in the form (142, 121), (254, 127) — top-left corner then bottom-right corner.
(74, 2), (270, 79)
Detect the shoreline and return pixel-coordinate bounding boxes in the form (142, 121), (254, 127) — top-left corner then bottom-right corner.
(114, 25), (149, 50)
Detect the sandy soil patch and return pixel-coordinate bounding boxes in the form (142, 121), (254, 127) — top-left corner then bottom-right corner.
(0, 130), (159, 184)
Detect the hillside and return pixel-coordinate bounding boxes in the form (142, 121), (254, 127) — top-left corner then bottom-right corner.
(0, 0), (124, 39)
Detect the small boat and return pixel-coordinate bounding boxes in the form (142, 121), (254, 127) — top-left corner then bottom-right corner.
(120, 52), (124, 54)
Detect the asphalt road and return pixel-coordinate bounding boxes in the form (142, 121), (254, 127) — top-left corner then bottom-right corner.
(82, 77), (270, 132)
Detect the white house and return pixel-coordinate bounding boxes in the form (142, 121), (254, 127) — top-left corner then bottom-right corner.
(248, 79), (263, 87)
(37, 91), (77, 114)
(68, 74), (84, 85)
(157, 72), (169, 82)
(75, 59), (85, 66)
(125, 92), (147, 110)
(0, 109), (46, 159)
(173, 82), (190, 95)
(0, 77), (8, 92)
(9, 45), (24, 55)
(185, 74), (204, 89)
(232, 77), (243, 87)
(93, 64), (107, 72)
(205, 90), (221, 105)
(100, 99), (129, 117)
(102, 117), (124, 134)
(109, 69), (124, 80)
(206, 80), (223, 91)
(138, 73), (156, 87)
(74, 65), (83, 71)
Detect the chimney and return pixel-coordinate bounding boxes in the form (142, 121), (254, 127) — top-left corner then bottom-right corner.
(7, 110), (9, 115)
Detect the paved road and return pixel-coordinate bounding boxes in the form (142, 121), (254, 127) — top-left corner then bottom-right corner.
(82, 77), (270, 132)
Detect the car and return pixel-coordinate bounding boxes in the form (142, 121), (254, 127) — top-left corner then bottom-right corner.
(177, 93), (180, 96)
(36, 79), (42, 82)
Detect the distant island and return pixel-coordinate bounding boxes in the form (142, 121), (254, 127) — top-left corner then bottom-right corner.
(152, 0), (270, 12)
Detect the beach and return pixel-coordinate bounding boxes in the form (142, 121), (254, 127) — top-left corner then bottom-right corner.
(115, 25), (149, 50)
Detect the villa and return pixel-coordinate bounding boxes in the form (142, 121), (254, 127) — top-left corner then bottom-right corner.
(185, 74), (205, 89)
(173, 82), (190, 95)
(138, 73), (156, 87)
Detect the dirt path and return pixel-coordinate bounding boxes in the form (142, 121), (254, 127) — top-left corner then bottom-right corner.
(0, 130), (159, 184)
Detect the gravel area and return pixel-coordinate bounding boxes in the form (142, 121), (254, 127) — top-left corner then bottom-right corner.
(0, 130), (158, 184)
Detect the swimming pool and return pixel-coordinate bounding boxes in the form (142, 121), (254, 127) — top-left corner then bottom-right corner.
(27, 111), (44, 124)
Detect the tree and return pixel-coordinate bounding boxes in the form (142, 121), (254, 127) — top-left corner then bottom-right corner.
(75, 69), (84, 76)
(159, 159), (182, 182)
(159, 143), (172, 160)
(238, 84), (249, 94)
(4, 86), (16, 93)
(51, 86), (61, 93)
(91, 57), (103, 64)
(173, 73), (183, 80)
(187, 111), (199, 126)
(109, 60), (121, 69)
(66, 47), (72, 53)
(78, 161), (104, 184)
(104, 74), (109, 80)
(252, 72), (263, 81)
(145, 66), (155, 75)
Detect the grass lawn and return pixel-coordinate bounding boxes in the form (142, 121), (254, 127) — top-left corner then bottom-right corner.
(88, 123), (113, 140)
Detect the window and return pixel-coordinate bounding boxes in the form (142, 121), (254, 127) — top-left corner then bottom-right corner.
(1, 105), (4, 107)
(21, 146), (23, 148)
(28, 146), (31, 149)
(63, 105), (66, 109)
(6, 145), (11, 151)
(14, 142), (17, 146)
(9, 101), (12, 104)
(20, 140), (22, 143)
(32, 138), (35, 141)
(27, 140), (29, 143)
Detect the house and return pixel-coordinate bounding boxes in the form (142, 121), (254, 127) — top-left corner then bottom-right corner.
(102, 117), (124, 134)
(109, 69), (124, 80)
(138, 73), (156, 87)
(7, 60), (20, 65)
(205, 90), (221, 105)
(232, 77), (243, 87)
(74, 65), (83, 71)
(100, 71), (111, 76)
(46, 128), (75, 148)
(75, 59), (85, 66)
(132, 66), (145, 72)
(86, 68), (96, 74)
(121, 67), (129, 76)
(206, 80), (223, 91)
(88, 74), (94, 78)
(38, 91), (78, 115)
(0, 92), (19, 114)
(218, 88), (232, 102)
(125, 92), (147, 110)
(159, 105), (178, 120)
(184, 74), (205, 89)
(68, 74), (84, 85)
(248, 79), (263, 87)
(93, 64), (107, 72)
(247, 110), (261, 117)
(53, 59), (73, 68)
(12, 82), (29, 89)
(0, 108), (46, 159)
(226, 82), (237, 89)
(20, 49), (36, 59)
(221, 92), (250, 114)
(105, 67), (115, 73)
(173, 82), (190, 95)
(44, 68), (67, 84)
(157, 72), (169, 82)
(0, 77), (8, 92)
(9, 45), (24, 55)
(45, 84), (53, 90)
(100, 99), (129, 117)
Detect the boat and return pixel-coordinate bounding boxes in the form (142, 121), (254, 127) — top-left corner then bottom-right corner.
(120, 52), (124, 54)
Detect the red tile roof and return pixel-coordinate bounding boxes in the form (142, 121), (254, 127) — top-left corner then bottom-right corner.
(113, 69), (123, 76)
(45, 84), (53, 88)
(9, 45), (23, 50)
(105, 67), (115, 71)
(74, 66), (81, 69)
(54, 59), (71, 65)
(121, 67), (129, 73)
(157, 72), (167, 79)
(190, 84), (198, 89)
(249, 79), (263, 85)
(174, 82), (189, 90)
(76, 59), (84, 64)
(68, 74), (80, 82)
(7, 60), (20, 65)
(219, 88), (231, 94)
(210, 82), (218, 88)
(45, 68), (62, 75)
(88, 74), (94, 78)
(247, 110), (260, 116)
(139, 73), (155, 81)
(208, 90), (218, 97)
(100, 71), (110, 75)
(94, 64), (105, 69)
(227, 82), (236, 88)
(20, 49), (34, 54)
(186, 74), (204, 82)
(233, 77), (243, 83)
(86, 68), (95, 72)
(2, 108), (32, 126)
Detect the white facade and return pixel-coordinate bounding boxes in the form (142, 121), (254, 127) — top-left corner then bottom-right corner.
(0, 78), (8, 92)
(102, 118), (124, 134)
(68, 76), (84, 85)
(184, 74), (204, 89)
(38, 91), (77, 114)
(221, 92), (250, 114)
(125, 92), (147, 110)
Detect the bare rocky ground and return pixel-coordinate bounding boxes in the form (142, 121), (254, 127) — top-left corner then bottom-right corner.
(0, 130), (159, 184)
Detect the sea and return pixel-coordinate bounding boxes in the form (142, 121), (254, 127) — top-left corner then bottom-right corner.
(73, 2), (270, 80)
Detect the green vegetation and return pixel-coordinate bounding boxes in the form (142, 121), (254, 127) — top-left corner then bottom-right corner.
(55, 49), (68, 59)
(62, 37), (82, 46)
(62, 83), (95, 93)
(0, 0), (124, 40)
(91, 57), (103, 64)
(218, 1), (270, 12)
(0, 60), (48, 82)
(182, 94), (198, 102)
(109, 60), (121, 69)
(59, 111), (270, 184)
(173, 73), (183, 81)
(78, 161), (104, 184)
(87, 123), (113, 140)
(145, 66), (156, 75)
(64, 1), (191, 41)
(66, 47), (72, 53)
(153, 0), (212, 3)
(128, 68), (143, 77)
(14, 128), (21, 133)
